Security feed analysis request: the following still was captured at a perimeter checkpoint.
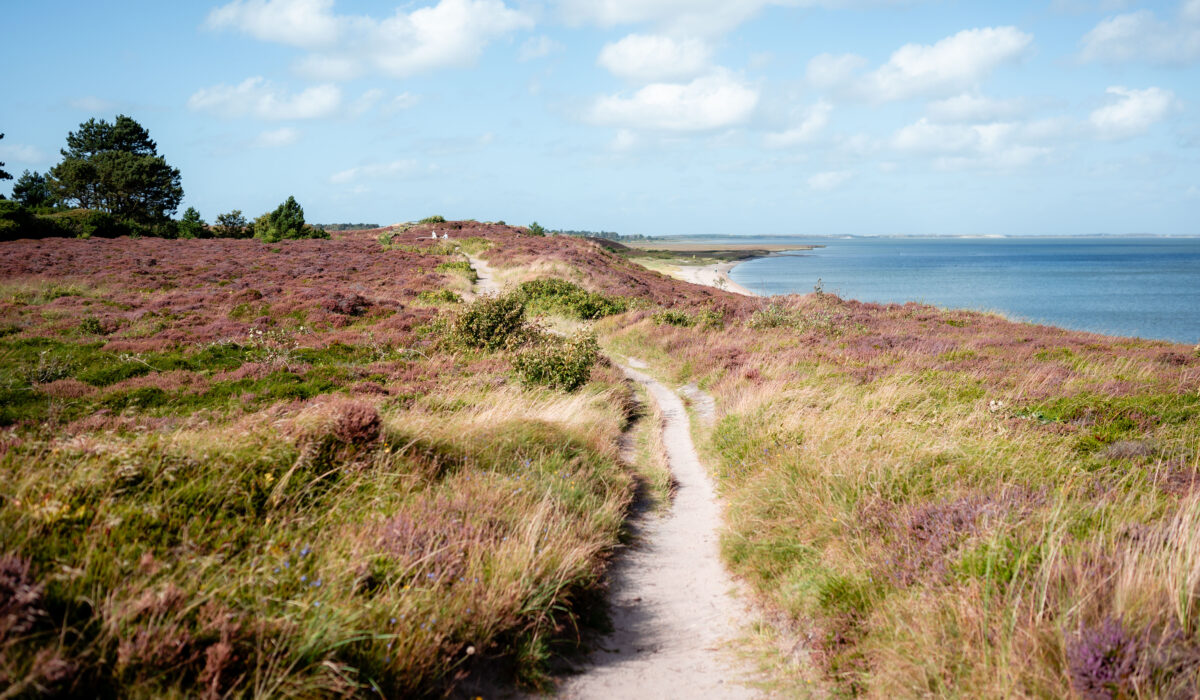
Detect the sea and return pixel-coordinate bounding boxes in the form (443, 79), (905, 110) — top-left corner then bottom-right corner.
(710, 236), (1200, 345)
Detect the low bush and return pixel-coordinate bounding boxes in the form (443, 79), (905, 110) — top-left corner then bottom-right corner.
(451, 293), (526, 350)
(418, 215), (446, 224)
(512, 331), (599, 392)
(436, 260), (478, 282)
(518, 279), (626, 320)
(417, 289), (461, 304)
(652, 309), (695, 327)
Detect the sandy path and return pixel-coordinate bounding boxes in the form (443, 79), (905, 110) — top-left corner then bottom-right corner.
(465, 252), (502, 297)
(671, 262), (759, 297)
(558, 361), (759, 699)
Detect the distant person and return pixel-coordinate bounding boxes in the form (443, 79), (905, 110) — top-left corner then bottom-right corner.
(441, 233), (449, 239)
(431, 230), (438, 239)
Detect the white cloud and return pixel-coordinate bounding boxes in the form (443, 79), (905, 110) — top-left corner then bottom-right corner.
(519, 35), (563, 61)
(891, 117), (1055, 169)
(808, 170), (853, 191)
(384, 93), (421, 114)
(206, 0), (340, 47)
(187, 77), (342, 120)
(598, 34), (711, 82)
(764, 100), (832, 147)
(1079, 5), (1200, 65)
(0, 142), (47, 165)
(559, 0), (790, 36)
(1089, 86), (1179, 139)
(254, 127), (302, 148)
(927, 94), (1026, 122)
(862, 27), (1033, 101)
(611, 129), (639, 151)
(330, 159), (420, 184)
(590, 69), (759, 131)
(207, 0), (533, 79)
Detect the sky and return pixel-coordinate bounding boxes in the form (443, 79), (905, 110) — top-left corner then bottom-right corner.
(2, 0), (1199, 236)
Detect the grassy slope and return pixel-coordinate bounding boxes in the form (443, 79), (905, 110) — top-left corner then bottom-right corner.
(598, 293), (1200, 698)
(0, 226), (641, 697)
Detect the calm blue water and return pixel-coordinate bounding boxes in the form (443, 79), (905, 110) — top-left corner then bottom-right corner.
(722, 237), (1200, 344)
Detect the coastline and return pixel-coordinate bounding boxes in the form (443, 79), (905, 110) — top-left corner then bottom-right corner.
(670, 260), (761, 297)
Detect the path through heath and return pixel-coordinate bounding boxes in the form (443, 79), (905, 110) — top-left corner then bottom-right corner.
(557, 361), (759, 699)
(461, 257), (759, 698)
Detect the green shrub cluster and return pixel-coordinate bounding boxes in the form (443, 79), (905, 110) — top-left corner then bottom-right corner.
(417, 289), (462, 304)
(512, 332), (599, 392)
(450, 293), (527, 351)
(652, 309), (695, 327)
(517, 278), (626, 320)
(418, 215), (446, 224)
(435, 260), (478, 282)
(748, 302), (841, 335)
(254, 196), (329, 242)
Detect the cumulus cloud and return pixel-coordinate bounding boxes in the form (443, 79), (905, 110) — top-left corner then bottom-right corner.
(765, 100), (832, 147)
(861, 27), (1033, 101)
(206, 0), (340, 47)
(891, 117), (1058, 170)
(807, 170), (853, 191)
(1089, 86), (1179, 139)
(559, 0), (791, 36)
(330, 159), (420, 184)
(207, 0), (533, 79)
(254, 127), (302, 148)
(1079, 4), (1200, 65)
(589, 69), (759, 131)
(188, 77), (342, 119)
(598, 34), (711, 81)
(926, 94), (1026, 122)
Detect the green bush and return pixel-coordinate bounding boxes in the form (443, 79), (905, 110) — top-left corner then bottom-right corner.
(512, 331), (599, 392)
(436, 260), (478, 282)
(419, 215), (446, 224)
(451, 293), (526, 350)
(177, 207), (206, 239)
(527, 221), (546, 236)
(214, 210), (251, 239)
(417, 289), (462, 304)
(517, 279), (626, 320)
(652, 310), (695, 327)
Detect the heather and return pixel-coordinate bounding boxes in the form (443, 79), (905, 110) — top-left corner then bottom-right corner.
(600, 292), (1200, 697)
(0, 224), (640, 696)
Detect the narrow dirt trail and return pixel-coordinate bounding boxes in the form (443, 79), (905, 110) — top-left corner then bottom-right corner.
(558, 361), (760, 699)
(464, 252), (501, 297)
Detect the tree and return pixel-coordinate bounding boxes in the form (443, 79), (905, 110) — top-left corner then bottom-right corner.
(178, 206), (206, 239)
(255, 196), (326, 241)
(0, 134), (11, 197)
(214, 210), (249, 239)
(527, 221), (546, 236)
(12, 170), (53, 208)
(47, 115), (182, 223)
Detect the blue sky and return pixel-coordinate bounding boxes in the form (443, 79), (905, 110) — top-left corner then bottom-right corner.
(2, 0), (1198, 235)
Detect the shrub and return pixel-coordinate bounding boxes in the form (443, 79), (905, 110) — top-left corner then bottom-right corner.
(418, 215), (446, 224)
(436, 260), (478, 282)
(652, 309), (695, 327)
(748, 302), (792, 329)
(451, 293), (526, 350)
(518, 278), (626, 320)
(512, 331), (599, 392)
(527, 221), (546, 237)
(417, 289), (461, 304)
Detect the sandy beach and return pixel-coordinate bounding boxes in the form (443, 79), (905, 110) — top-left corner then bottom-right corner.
(670, 261), (760, 296)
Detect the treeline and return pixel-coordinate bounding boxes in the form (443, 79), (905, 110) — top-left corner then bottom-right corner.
(551, 229), (652, 241)
(0, 115), (327, 243)
(313, 223), (380, 232)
